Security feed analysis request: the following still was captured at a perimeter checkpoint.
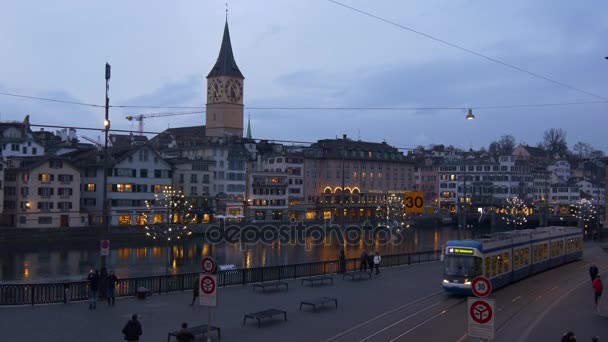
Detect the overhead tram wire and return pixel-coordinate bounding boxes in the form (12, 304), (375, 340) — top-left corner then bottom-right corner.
(2, 90), (607, 112)
(327, 0), (608, 102)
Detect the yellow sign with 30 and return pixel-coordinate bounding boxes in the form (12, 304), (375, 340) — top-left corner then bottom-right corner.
(404, 192), (424, 213)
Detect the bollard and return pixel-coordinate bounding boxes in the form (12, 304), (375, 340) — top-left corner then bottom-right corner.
(64, 284), (70, 303)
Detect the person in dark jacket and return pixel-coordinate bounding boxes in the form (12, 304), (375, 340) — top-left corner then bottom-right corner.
(107, 271), (119, 306)
(367, 252), (374, 274)
(339, 248), (346, 274)
(122, 314), (143, 341)
(360, 250), (368, 271)
(590, 264), (599, 283)
(190, 276), (199, 306)
(87, 269), (100, 310)
(561, 331), (576, 342)
(175, 322), (195, 342)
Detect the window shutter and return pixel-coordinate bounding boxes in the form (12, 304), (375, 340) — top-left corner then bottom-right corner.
(49, 202), (54, 209)
(69, 175), (74, 181)
(50, 188), (54, 195)
(50, 174), (55, 181)
(112, 184), (117, 192)
(69, 188), (73, 195)
(38, 174), (42, 181)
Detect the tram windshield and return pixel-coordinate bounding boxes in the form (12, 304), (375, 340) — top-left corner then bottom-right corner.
(444, 255), (482, 277)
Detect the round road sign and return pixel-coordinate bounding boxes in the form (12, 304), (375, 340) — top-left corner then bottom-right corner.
(101, 240), (109, 249)
(469, 300), (493, 324)
(202, 256), (217, 274)
(471, 276), (492, 297)
(200, 275), (216, 295)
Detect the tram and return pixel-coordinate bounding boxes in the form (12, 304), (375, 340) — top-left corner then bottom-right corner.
(442, 226), (583, 295)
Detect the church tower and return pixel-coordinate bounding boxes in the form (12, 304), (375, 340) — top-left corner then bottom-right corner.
(205, 20), (245, 137)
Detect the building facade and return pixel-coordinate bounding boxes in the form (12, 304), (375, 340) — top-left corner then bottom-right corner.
(2, 157), (85, 228)
(247, 171), (288, 221)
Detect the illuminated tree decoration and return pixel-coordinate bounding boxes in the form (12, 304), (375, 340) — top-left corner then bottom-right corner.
(574, 199), (596, 227)
(144, 187), (194, 241)
(500, 196), (530, 228)
(375, 194), (408, 231)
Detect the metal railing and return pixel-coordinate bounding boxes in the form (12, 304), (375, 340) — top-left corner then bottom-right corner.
(0, 249), (441, 306)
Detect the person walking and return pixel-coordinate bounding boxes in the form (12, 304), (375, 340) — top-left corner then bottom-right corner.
(339, 248), (346, 274)
(360, 250), (368, 272)
(590, 264), (599, 283)
(591, 336), (599, 342)
(190, 276), (199, 306)
(175, 322), (195, 342)
(122, 314), (143, 341)
(367, 251), (374, 274)
(373, 252), (382, 275)
(87, 269), (100, 310)
(107, 271), (119, 306)
(593, 275), (603, 311)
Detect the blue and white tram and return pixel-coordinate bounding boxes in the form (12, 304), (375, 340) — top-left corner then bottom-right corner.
(442, 226), (583, 295)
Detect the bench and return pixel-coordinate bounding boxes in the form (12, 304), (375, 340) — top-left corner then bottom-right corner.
(243, 309), (287, 327)
(301, 275), (333, 287)
(136, 287), (151, 300)
(167, 324), (221, 341)
(342, 271), (372, 281)
(299, 297), (338, 311)
(252, 281), (288, 293)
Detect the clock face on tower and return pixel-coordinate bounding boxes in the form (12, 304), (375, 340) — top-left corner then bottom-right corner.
(207, 79), (223, 102)
(224, 79), (243, 103)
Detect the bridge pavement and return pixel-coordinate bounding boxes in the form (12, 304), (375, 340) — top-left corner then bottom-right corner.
(1, 244), (606, 342)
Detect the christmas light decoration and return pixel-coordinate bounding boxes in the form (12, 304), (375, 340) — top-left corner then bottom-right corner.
(375, 194), (408, 231)
(144, 186), (194, 241)
(501, 196), (530, 228)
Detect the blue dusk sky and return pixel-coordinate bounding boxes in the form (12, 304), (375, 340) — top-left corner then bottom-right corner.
(1, 0), (607, 152)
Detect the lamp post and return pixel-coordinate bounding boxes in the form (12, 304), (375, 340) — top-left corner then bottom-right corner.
(340, 134), (346, 229)
(101, 63), (111, 271)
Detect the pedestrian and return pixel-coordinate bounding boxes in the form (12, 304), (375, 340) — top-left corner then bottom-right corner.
(561, 331), (576, 342)
(590, 264), (599, 283)
(339, 248), (346, 274)
(373, 252), (381, 275)
(190, 276), (199, 306)
(591, 336), (599, 342)
(360, 250), (368, 271)
(87, 269), (100, 310)
(593, 275), (603, 310)
(175, 322), (195, 342)
(107, 271), (119, 306)
(367, 251), (374, 274)
(121, 314), (143, 341)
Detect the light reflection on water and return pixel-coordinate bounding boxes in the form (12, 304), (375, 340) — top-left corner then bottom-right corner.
(0, 226), (469, 283)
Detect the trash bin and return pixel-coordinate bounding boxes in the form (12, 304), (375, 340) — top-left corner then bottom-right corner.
(329, 262), (335, 274)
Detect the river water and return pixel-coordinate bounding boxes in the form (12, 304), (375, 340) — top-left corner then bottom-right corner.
(0, 226), (471, 283)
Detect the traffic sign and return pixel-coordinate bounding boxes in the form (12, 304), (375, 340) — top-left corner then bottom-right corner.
(199, 274), (217, 307)
(404, 192), (424, 213)
(202, 256), (217, 274)
(100, 240), (110, 256)
(468, 297), (495, 339)
(471, 276), (492, 298)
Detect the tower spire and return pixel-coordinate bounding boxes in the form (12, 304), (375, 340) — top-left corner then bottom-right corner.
(206, 18), (244, 79)
(246, 113), (252, 139)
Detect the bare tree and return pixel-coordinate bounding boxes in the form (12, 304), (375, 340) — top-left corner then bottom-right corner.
(488, 135), (516, 160)
(573, 142), (594, 158)
(542, 128), (568, 157)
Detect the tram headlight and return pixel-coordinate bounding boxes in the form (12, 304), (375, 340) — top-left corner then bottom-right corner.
(464, 278), (471, 285)
(443, 279), (449, 284)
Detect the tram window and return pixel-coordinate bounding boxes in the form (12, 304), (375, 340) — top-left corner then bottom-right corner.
(484, 257), (491, 277)
(533, 245), (540, 262)
(500, 252), (510, 274)
(522, 247), (530, 265)
(444, 255), (482, 277)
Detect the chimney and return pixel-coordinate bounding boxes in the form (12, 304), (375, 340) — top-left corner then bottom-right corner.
(342, 134), (347, 140)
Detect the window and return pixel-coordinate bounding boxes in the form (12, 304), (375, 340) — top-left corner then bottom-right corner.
(84, 198), (96, 206)
(58, 202), (72, 211)
(118, 215), (132, 225)
(32, 147), (37, 155)
(49, 160), (63, 168)
(190, 186), (197, 195)
(116, 184), (133, 192)
(11, 144), (19, 151)
(137, 184), (148, 192)
(37, 202), (53, 210)
(21, 187), (29, 197)
(22, 147), (27, 154)
(19, 216), (26, 224)
(139, 149), (149, 162)
(190, 174), (198, 183)
(154, 185), (164, 193)
(86, 183), (96, 192)
(58, 174), (73, 183)
(39, 173), (53, 183)
(140, 169), (148, 178)
(58, 188), (73, 197)
(38, 217), (53, 224)
(38, 187), (54, 197)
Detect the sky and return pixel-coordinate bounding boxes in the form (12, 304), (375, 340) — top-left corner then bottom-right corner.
(1, 0), (608, 152)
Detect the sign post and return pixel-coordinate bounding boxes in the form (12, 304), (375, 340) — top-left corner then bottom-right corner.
(100, 240), (110, 256)
(200, 256), (217, 342)
(404, 192), (424, 214)
(468, 276), (494, 341)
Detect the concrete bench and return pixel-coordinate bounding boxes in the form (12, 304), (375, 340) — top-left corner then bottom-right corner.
(301, 275), (334, 287)
(243, 309), (287, 327)
(299, 297), (338, 311)
(342, 271), (372, 281)
(136, 287), (151, 300)
(167, 324), (221, 341)
(252, 281), (288, 293)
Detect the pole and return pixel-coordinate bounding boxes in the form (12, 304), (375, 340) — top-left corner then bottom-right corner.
(101, 63), (111, 271)
(207, 306), (212, 342)
(341, 135), (346, 230)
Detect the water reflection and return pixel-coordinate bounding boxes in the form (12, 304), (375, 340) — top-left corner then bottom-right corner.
(0, 226), (470, 282)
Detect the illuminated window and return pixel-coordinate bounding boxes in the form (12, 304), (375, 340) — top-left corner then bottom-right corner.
(117, 184), (133, 192)
(118, 215), (132, 225)
(86, 183), (96, 192)
(153, 214), (164, 224)
(40, 173), (52, 183)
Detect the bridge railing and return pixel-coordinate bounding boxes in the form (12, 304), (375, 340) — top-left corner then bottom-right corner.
(0, 249), (441, 306)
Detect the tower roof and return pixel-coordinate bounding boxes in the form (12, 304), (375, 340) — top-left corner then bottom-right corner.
(207, 21), (244, 79)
